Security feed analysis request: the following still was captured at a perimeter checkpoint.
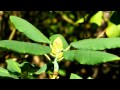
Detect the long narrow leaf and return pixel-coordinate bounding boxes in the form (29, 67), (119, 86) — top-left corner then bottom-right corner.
(0, 40), (51, 55)
(63, 50), (120, 65)
(70, 38), (120, 50)
(10, 16), (51, 44)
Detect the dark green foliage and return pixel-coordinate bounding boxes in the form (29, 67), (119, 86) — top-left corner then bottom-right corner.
(64, 50), (120, 65)
(10, 16), (51, 44)
(0, 40), (51, 55)
(71, 38), (120, 50)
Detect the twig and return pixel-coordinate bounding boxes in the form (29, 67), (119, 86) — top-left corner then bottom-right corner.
(9, 28), (16, 40)
(61, 14), (77, 26)
(56, 11), (78, 26)
(96, 30), (106, 38)
(8, 19), (16, 40)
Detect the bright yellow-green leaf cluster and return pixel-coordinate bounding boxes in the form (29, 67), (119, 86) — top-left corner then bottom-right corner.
(50, 37), (64, 61)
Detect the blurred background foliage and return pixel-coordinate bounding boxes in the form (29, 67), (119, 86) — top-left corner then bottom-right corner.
(0, 11), (120, 79)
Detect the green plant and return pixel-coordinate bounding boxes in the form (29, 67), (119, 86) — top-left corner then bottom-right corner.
(0, 15), (120, 79)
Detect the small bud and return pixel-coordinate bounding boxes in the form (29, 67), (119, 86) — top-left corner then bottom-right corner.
(50, 37), (64, 60)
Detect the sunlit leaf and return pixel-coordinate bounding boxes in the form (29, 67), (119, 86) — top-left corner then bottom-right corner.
(6, 59), (21, 73)
(70, 38), (120, 50)
(0, 40), (51, 55)
(76, 18), (84, 24)
(10, 16), (51, 44)
(90, 11), (103, 26)
(75, 14), (88, 24)
(106, 21), (120, 37)
(63, 50), (120, 65)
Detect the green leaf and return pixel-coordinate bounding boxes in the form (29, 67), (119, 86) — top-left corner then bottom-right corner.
(0, 67), (19, 79)
(75, 14), (88, 24)
(6, 59), (21, 73)
(90, 11), (103, 26)
(70, 38), (120, 50)
(63, 50), (120, 65)
(0, 40), (51, 55)
(106, 21), (120, 37)
(10, 16), (51, 44)
(49, 34), (69, 49)
(63, 50), (74, 61)
(76, 18), (84, 24)
(34, 64), (47, 74)
(58, 69), (66, 76)
(70, 73), (83, 79)
(0, 67), (12, 76)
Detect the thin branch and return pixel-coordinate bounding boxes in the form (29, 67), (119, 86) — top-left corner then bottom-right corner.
(9, 28), (16, 40)
(55, 11), (78, 26)
(96, 30), (106, 38)
(8, 20), (16, 40)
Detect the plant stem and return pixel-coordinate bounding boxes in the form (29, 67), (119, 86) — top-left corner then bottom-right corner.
(51, 57), (59, 79)
(9, 27), (16, 40)
(53, 57), (59, 71)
